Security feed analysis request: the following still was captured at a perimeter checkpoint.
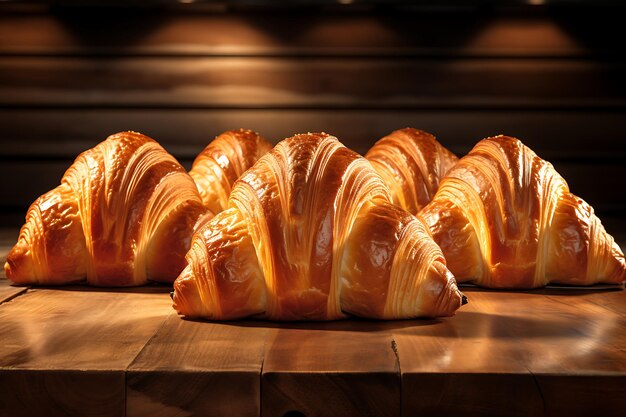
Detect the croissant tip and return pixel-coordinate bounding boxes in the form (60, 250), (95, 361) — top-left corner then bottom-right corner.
(461, 293), (468, 305)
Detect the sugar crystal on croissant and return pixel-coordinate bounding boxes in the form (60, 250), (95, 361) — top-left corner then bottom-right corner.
(173, 133), (465, 320)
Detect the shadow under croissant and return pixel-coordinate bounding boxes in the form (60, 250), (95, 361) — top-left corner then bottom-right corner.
(10, 283), (617, 338)
(178, 310), (598, 340)
(4, 281), (173, 294)
(180, 315), (445, 330)
(460, 283), (625, 296)
(170, 291), (468, 327)
(23, 283), (174, 295)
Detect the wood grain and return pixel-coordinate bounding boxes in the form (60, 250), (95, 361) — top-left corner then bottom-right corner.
(0, 370), (124, 417)
(2, 109), (625, 160)
(127, 317), (269, 417)
(0, 240), (26, 301)
(0, 274), (624, 416)
(0, 286), (172, 417)
(0, 6), (624, 235)
(393, 289), (626, 417)
(261, 322), (400, 417)
(0, 247), (9, 274)
(578, 289), (626, 316)
(0, 230), (17, 248)
(0, 3), (625, 414)
(0, 280), (27, 304)
(537, 374), (626, 417)
(1, 57), (624, 109)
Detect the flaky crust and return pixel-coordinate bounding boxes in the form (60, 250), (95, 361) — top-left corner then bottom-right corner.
(421, 135), (626, 288)
(5, 132), (209, 286)
(173, 133), (464, 320)
(366, 128), (458, 214)
(189, 129), (272, 214)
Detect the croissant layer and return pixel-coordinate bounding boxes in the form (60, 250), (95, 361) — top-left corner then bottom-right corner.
(5, 132), (209, 286)
(173, 133), (464, 320)
(366, 128), (458, 214)
(189, 128), (272, 214)
(421, 135), (626, 288)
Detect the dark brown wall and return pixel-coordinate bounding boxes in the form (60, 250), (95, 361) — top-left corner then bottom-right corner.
(1, 4), (625, 235)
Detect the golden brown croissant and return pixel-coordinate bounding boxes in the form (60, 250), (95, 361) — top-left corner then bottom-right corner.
(5, 132), (209, 286)
(173, 133), (465, 320)
(189, 129), (272, 214)
(366, 128), (458, 214)
(421, 135), (626, 288)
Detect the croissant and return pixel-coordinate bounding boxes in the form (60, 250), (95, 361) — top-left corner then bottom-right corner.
(420, 135), (626, 288)
(189, 129), (272, 214)
(173, 133), (465, 320)
(4, 132), (209, 286)
(366, 128), (458, 214)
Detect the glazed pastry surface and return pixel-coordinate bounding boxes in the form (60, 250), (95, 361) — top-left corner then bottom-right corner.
(5, 131), (209, 286)
(173, 133), (464, 320)
(366, 128), (458, 214)
(421, 135), (626, 288)
(189, 129), (272, 214)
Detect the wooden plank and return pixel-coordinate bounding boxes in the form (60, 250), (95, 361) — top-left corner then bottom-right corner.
(127, 316), (269, 417)
(556, 163), (626, 210)
(1, 57), (625, 109)
(0, 236), (23, 299)
(0, 213), (33, 230)
(541, 290), (626, 356)
(0, 269), (623, 416)
(0, 286), (172, 417)
(468, 290), (626, 374)
(0, 11), (623, 58)
(400, 372), (543, 417)
(0, 245), (10, 265)
(0, 230), (17, 248)
(537, 374), (626, 417)
(533, 288), (626, 316)
(394, 290), (626, 417)
(1, 109), (625, 160)
(394, 293), (543, 417)
(0, 287), (173, 369)
(0, 369), (124, 417)
(582, 290), (626, 316)
(517, 289), (626, 416)
(262, 322), (400, 417)
(0, 280), (27, 303)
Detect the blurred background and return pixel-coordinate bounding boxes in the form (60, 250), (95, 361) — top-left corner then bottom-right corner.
(0, 0), (624, 238)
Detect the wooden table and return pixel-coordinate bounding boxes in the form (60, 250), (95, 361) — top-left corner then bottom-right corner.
(0, 238), (625, 417)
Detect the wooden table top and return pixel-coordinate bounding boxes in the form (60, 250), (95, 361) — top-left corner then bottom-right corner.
(0, 237), (625, 417)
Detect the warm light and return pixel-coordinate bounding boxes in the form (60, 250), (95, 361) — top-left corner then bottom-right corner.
(527, 0), (546, 5)
(338, 0), (354, 4)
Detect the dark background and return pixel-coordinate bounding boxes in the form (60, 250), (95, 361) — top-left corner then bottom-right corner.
(0, 0), (625, 238)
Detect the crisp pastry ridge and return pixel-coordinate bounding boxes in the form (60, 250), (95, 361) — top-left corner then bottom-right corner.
(189, 128), (272, 214)
(420, 135), (626, 288)
(173, 132), (465, 320)
(366, 128), (458, 214)
(5, 131), (209, 286)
